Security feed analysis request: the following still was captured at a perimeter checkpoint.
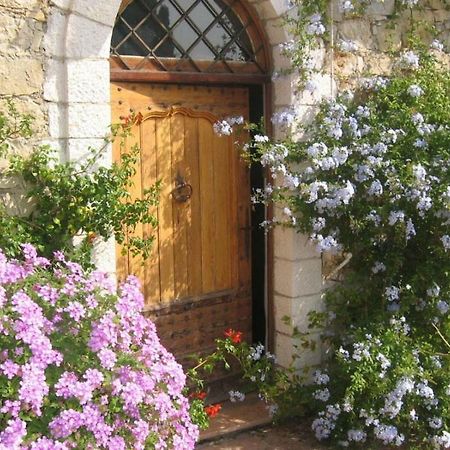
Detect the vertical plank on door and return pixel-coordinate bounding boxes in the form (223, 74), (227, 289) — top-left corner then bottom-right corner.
(112, 127), (129, 283)
(127, 123), (145, 287)
(185, 117), (202, 297)
(171, 114), (189, 299)
(141, 118), (161, 305)
(156, 117), (175, 302)
(198, 119), (216, 293)
(213, 133), (232, 290)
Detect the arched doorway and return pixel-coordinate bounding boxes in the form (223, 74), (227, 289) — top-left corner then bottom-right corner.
(110, 0), (271, 365)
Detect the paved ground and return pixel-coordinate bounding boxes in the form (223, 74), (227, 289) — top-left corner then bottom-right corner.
(197, 423), (327, 450)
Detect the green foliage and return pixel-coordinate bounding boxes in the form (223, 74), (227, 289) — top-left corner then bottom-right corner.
(246, 44), (450, 449)
(0, 103), (159, 265)
(186, 329), (308, 427)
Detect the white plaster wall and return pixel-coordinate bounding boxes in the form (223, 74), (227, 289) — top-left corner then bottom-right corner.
(42, 0), (324, 369)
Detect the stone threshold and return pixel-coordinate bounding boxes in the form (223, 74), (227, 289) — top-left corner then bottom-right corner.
(199, 392), (272, 443)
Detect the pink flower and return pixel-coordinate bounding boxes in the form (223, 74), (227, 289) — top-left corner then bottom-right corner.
(1, 359), (20, 379)
(0, 418), (27, 447)
(65, 301), (86, 322)
(98, 348), (117, 369)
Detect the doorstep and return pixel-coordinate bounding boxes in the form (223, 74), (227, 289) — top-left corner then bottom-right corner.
(199, 393), (272, 443)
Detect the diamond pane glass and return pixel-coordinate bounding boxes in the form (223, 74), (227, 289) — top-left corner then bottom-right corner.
(111, 0), (268, 73)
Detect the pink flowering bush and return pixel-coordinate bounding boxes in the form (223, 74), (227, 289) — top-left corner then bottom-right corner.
(0, 244), (198, 449)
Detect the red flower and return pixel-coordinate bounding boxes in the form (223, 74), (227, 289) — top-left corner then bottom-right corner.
(204, 403), (222, 418)
(189, 391), (207, 400)
(224, 328), (243, 344)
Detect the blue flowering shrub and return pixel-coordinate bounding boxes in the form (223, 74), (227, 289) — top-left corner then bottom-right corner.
(245, 50), (450, 448)
(0, 245), (198, 449)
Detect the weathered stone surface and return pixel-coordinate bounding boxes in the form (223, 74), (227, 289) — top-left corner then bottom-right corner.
(43, 8), (67, 57)
(65, 14), (112, 59)
(67, 103), (111, 138)
(275, 331), (323, 369)
(43, 59), (65, 102)
(333, 53), (365, 76)
(72, 0), (121, 27)
(0, 58), (43, 95)
(274, 293), (325, 335)
(338, 19), (374, 48)
(366, 0), (395, 16)
(265, 17), (289, 46)
(0, 0), (41, 10)
(363, 51), (393, 75)
(49, 0), (71, 10)
(296, 73), (336, 105)
(274, 227), (319, 261)
(274, 257), (323, 298)
(66, 59), (110, 103)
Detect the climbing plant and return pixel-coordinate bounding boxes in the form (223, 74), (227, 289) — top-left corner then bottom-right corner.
(0, 102), (159, 266)
(216, 0), (450, 448)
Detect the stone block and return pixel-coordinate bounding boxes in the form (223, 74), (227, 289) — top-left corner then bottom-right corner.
(66, 138), (112, 166)
(48, 102), (68, 139)
(363, 51), (393, 75)
(296, 73), (336, 105)
(0, 96), (46, 134)
(0, 0), (41, 9)
(274, 331), (323, 370)
(274, 257), (323, 298)
(67, 103), (111, 138)
(0, 175), (21, 190)
(66, 14), (112, 59)
(273, 227), (318, 261)
(91, 235), (117, 275)
(257, 0), (282, 20)
(43, 59), (66, 102)
(373, 23), (403, 52)
(272, 75), (293, 106)
(0, 59), (43, 95)
(366, 0), (395, 16)
(274, 292), (325, 335)
(292, 293), (325, 334)
(271, 44), (292, 71)
(433, 8), (450, 22)
(0, 14), (25, 54)
(67, 59), (110, 103)
(332, 53), (365, 76)
(265, 18), (289, 46)
(426, 0), (443, 8)
(0, 191), (35, 217)
(291, 104), (319, 133)
(292, 331), (324, 370)
(72, 0), (122, 27)
(38, 139), (66, 160)
(43, 9), (67, 57)
(50, 0), (71, 10)
(308, 45), (327, 70)
(337, 19), (374, 49)
(274, 294), (294, 335)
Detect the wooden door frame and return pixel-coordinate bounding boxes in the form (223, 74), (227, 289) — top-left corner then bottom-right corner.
(110, 69), (274, 351)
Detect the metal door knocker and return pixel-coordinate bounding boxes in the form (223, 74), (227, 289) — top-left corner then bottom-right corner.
(171, 174), (193, 203)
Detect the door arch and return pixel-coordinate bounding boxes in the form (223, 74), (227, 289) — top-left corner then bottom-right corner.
(110, 0), (271, 361)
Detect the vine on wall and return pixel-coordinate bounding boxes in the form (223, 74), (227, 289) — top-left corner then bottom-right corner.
(218, 0), (450, 448)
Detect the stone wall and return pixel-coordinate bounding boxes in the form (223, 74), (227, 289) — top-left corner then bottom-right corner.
(0, 0), (48, 216)
(330, 0), (450, 89)
(0, 0), (48, 138)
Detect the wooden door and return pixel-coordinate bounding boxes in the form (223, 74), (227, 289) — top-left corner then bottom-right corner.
(111, 83), (252, 362)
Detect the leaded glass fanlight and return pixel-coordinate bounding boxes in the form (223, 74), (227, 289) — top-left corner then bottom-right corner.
(110, 0), (269, 75)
